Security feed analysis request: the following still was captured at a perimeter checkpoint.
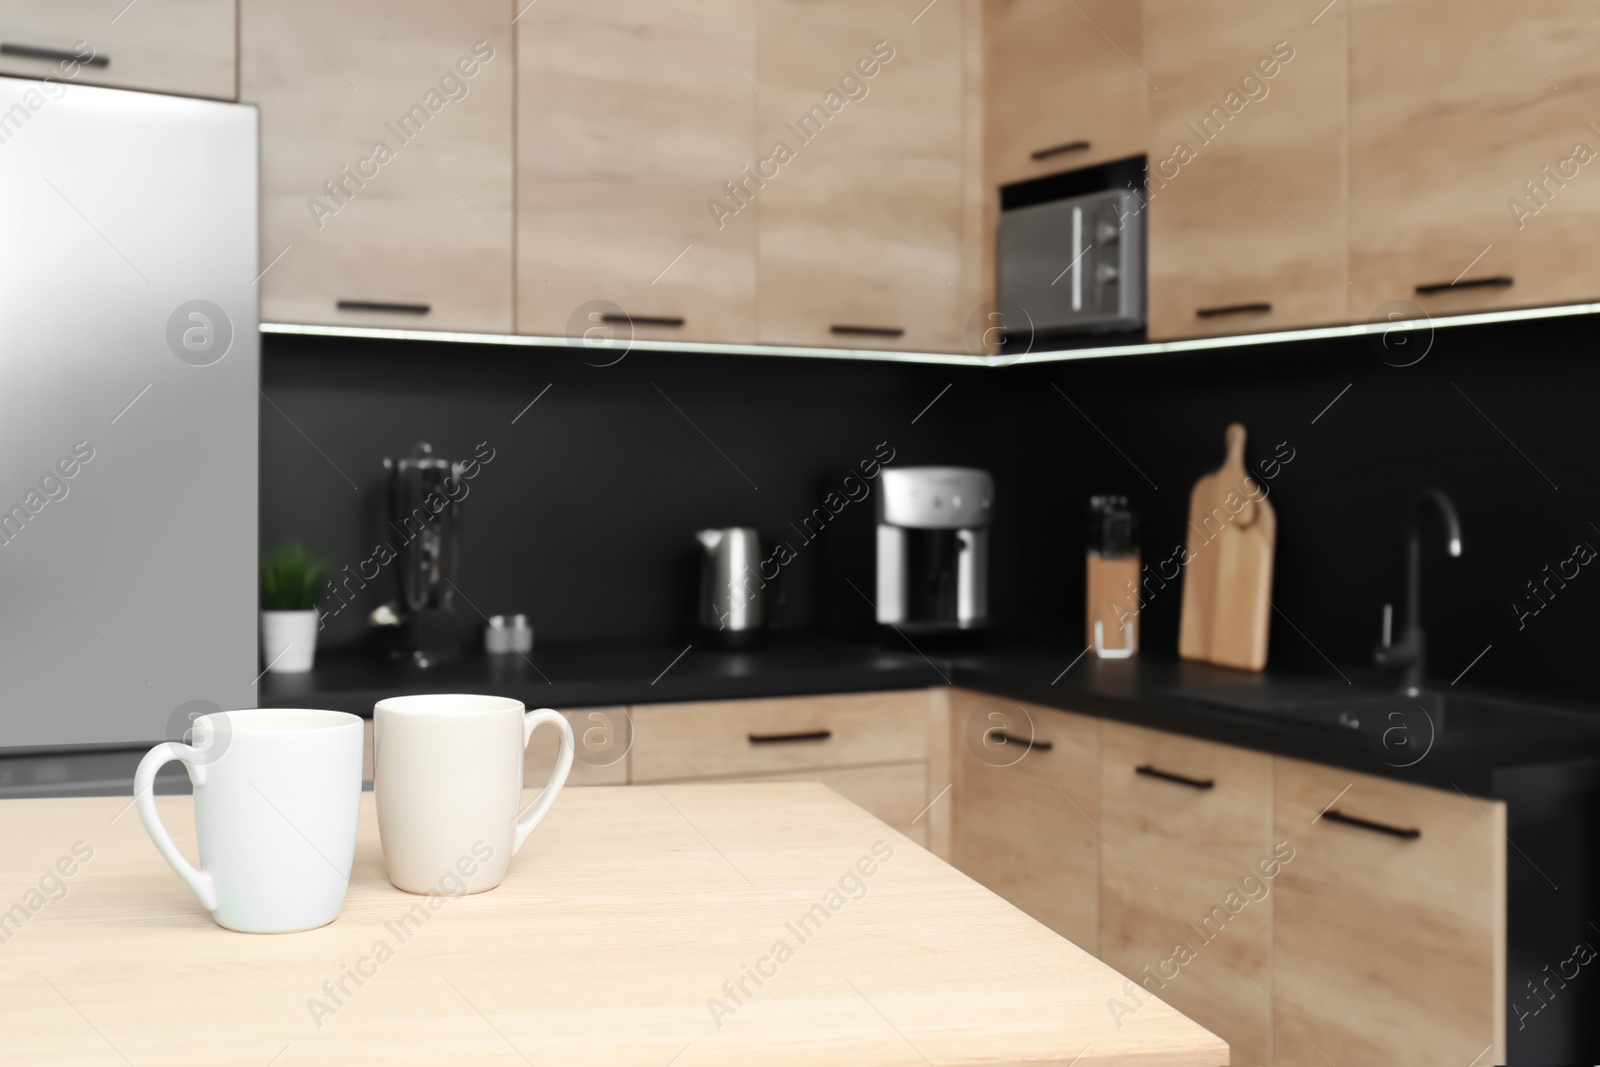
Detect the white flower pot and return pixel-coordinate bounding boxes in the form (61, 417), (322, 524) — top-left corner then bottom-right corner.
(261, 609), (319, 673)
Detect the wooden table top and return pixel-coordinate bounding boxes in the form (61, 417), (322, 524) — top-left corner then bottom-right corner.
(0, 784), (1226, 1066)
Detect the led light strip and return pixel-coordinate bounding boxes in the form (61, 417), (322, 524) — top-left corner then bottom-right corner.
(261, 298), (1600, 368)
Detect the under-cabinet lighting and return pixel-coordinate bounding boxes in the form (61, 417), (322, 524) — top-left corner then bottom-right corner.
(261, 299), (1600, 368)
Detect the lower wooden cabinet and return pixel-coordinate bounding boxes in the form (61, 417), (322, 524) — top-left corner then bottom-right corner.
(1099, 721), (1276, 1065)
(630, 691), (940, 849)
(951, 690), (1100, 950)
(949, 709), (1510, 1066)
(722, 761), (930, 846)
(1273, 757), (1506, 1066)
(629, 691), (930, 782)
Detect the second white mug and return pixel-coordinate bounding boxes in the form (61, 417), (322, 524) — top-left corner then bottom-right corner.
(373, 694), (574, 895)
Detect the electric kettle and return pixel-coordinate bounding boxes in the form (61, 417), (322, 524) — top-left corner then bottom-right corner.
(695, 527), (772, 648)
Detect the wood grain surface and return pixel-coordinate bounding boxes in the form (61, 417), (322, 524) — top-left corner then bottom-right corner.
(241, 0), (515, 332)
(952, 690), (1103, 953)
(514, 0), (758, 344)
(0, 785), (1227, 1066)
(1179, 424), (1275, 671)
(1273, 759), (1506, 1066)
(0, 0), (237, 100)
(1099, 722), (1275, 1065)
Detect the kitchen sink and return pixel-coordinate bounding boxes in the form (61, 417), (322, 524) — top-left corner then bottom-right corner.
(1159, 681), (1577, 765)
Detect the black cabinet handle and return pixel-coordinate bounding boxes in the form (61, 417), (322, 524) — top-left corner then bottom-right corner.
(748, 730), (832, 745)
(1196, 302), (1272, 319)
(830, 324), (905, 339)
(1030, 140), (1091, 161)
(1135, 765), (1215, 790)
(337, 300), (431, 315)
(0, 43), (110, 67)
(986, 730), (1053, 752)
(601, 314), (684, 328)
(1415, 276), (1513, 296)
(1321, 809), (1421, 840)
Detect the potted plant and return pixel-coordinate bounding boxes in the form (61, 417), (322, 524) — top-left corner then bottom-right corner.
(260, 544), (326, 673)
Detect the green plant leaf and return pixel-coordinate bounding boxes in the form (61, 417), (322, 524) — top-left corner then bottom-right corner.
(260, 544), (327, 612)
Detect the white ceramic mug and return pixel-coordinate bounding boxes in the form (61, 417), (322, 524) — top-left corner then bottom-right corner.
(134, 708), (363, 933)
(373, 694), (574, 895)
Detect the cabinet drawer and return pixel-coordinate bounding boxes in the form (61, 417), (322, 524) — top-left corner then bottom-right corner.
(953, 691), (1100, 950)
(0, 0), (236, 100)
(1099, 720), (1275, 1066)
(630, 691), (930, 782)
(720, 761), (930, 847)
(1273, 757), (1506, 1066)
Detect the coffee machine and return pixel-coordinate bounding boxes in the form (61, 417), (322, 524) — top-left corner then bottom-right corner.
(373, 442), (465, 667)
(875, 467), (992, 633)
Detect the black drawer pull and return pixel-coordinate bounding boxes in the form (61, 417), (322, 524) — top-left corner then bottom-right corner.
(602, 314), (684, 328)
(1135, 765), (1215, 790)
(1321, 809), (1420, 840)
(1196, 302), (1272, 319)
(337, 300), (431, 315)
(1030, 140), (1091, 161)
(830, 324), (905, 339)
(986, 730), (1052, 752)
(1, 43), (110, 67)
(748, 730), (832, 745)
(1415, 275), (1513, 296)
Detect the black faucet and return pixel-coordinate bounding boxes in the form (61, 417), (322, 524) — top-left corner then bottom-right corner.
(1373, 488), (1462, 695)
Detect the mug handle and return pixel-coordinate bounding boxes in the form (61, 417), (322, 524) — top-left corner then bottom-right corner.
(513, 709), (575, 855)
(133, 743), (218, 912)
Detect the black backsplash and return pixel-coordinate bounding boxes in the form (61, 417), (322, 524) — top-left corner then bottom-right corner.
(260, 334), (1013, 648)
(262, 314), (1600, 705)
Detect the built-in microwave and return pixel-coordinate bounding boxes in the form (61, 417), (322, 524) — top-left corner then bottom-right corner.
(996, 179), (1145, 336)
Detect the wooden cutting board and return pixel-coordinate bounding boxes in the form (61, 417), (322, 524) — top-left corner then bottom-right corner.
(1178, 423), (1276, 670)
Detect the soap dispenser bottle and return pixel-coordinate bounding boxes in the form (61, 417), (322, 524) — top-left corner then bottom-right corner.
(1087, 495), (1139, 658)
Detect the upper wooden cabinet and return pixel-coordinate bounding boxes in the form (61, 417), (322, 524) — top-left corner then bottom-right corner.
(1349, 0), (1600, 318)
(1098, 721), (1276, 1065)
(1273, 758), (1506, 1066)
(240, 0), (514, 332)
(1144, 0), (1348, 340)
(515, 0), (757, 344)
(755, 0), (969, 351)
(984, 0), (1147, 188)
(0, 0), (236, 100)
(952, 691), (1101, 951)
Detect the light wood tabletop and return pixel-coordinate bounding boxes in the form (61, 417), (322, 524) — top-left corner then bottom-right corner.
(0, 783), (1226, 1066)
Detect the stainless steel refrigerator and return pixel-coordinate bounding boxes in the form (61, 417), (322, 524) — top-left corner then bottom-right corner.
(0, 76), (258, 761)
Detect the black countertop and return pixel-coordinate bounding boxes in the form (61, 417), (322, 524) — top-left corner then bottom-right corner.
(950, 639), (1600, 794)
(258, 635), (947, 714)
(260, 632), (1600, 795)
